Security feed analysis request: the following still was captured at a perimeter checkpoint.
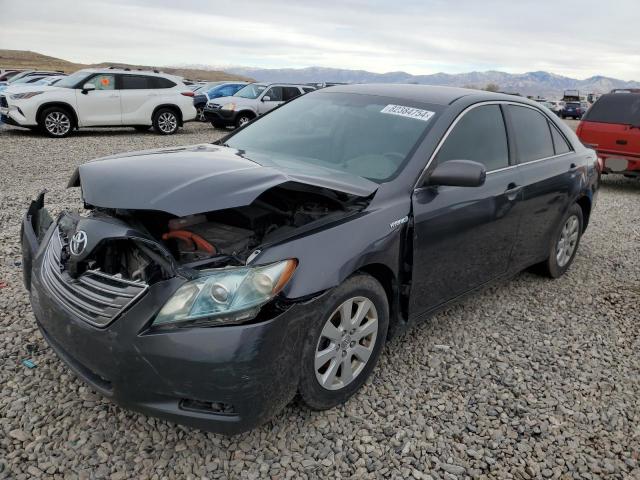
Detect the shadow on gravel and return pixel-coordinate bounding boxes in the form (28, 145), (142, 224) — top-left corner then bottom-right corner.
(600, 175), (640, 193)
(0, 126), (200, 138)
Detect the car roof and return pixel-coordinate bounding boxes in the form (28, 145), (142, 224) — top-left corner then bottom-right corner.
(320, 83), (522, 106)
(78, 67), (182, 81)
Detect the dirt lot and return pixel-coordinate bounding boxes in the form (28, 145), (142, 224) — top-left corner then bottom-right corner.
(0, 121), (639, 479)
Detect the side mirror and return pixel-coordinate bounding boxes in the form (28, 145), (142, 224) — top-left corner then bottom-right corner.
(262, 95), (271, 102)
(81, 83), (96, 94)
(427, 159), (486, 187)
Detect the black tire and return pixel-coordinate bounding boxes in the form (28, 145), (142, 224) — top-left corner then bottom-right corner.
(134, 125), (151, 132)
(298, 273), (389, 410)
(196, 106), (206, 122)
(539, 203), (583, 278)
(39, 107), (74, 138)
(235, 112), (254, 129)
(153, 108), (179, 135)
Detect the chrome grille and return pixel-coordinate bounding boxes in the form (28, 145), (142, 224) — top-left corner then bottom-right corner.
(40, 228), (148, 327)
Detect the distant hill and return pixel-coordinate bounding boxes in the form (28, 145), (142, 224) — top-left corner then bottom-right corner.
(221, 66), (640, 98)
(0, 50), (252, 82)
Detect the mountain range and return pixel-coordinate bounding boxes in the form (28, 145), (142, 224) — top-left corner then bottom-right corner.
(218, 66), (640, 98)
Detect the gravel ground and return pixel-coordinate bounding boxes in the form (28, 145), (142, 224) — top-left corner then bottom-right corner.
(1, 121), (639, 479)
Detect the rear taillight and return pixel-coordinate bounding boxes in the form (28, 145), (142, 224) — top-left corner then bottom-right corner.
(181, 91), (194, 97)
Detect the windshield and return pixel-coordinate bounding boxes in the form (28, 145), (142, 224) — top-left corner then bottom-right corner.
(55, 71), (92, 89)
(226, 92), (441, 183)
(234, 84), (267, 99)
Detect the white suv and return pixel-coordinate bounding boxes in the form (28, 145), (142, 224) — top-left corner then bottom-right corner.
(0, 68), (197, 137)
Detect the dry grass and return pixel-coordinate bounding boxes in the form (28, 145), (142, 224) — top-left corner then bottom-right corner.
(0, 49), (252, 82)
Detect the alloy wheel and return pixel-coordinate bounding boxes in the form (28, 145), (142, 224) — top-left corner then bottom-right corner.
(196, 107), (206, 122)
(238, 116), (250, 127)
(556, 214), (580, 267)
(315, 296), (379, 391)
(45, 112), (71, 136)
(158, 112), (177, 133)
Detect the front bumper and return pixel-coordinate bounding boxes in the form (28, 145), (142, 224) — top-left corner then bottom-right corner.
(0, 95), (38, 127)
(21, 197), (317, 434)
(203, 107), (235, 126)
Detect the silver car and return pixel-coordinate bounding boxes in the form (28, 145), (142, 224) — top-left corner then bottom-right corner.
(203, 83), (315, 128)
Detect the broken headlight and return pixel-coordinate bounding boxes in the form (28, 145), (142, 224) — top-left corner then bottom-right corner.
(153, 259), (297, 326)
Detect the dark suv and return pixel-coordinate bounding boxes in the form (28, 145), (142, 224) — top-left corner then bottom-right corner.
(577, 92), (640, 178)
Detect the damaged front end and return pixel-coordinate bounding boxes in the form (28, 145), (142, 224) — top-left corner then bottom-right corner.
(24, 179), (371, 330)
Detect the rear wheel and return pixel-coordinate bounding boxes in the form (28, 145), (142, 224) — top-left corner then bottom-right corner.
(153, 108), (179, 135)
(40, 107), (73, 138)
(539, 204), (583, 278)
(299, 274), (388, 410)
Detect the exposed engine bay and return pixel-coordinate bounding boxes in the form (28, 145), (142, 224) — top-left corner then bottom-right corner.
(61, 182), (369, 284)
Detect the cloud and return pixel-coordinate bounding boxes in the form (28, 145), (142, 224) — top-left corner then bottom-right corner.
(0, 0), (638, 80)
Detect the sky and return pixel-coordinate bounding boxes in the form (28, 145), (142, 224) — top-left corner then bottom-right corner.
(1, 0), (638, 81)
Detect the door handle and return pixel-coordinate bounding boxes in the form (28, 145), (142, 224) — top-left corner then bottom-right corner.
(616, 139), (628, 145)
(505, 183), (522, 200)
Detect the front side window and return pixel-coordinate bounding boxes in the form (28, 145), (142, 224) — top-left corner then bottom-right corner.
(225, 92), (441, 183)
(282, 87), (302, 101)
(508, 105), (554, 163)
(86, 74), (115, 91)
(435, 105), (509, 172)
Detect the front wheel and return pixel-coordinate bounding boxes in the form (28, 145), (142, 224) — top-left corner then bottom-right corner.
(235, 113), (253, 129)
(298, 274), (388, 410)
(153, 108), (179, 135)
(540, 204), (583, 278)
(40, 107), (73, 138)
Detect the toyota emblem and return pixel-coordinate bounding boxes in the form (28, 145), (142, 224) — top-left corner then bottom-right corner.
(69, 230), (88, 256)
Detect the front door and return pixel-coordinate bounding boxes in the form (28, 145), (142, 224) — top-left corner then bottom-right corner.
(75, 73), (121, 126)
(410, 104), (523, 316)
(257, 86), (284, 115)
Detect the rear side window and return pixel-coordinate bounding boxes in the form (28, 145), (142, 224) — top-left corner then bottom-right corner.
(436, 105), (509, 171)
(121, 75), (153, 89)
(150, 77), (177, 89)
(282, 87), (302, 101)
(583, 94), (640, 125)
(508, 105), (554, 163)
(549, 123), (572, 155)
(263, 87), (283, 101)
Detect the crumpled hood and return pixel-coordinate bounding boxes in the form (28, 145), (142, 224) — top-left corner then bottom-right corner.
(70, 144), (378, 216)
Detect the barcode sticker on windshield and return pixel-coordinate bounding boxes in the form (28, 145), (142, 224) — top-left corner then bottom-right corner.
(381, 104), (435, 122)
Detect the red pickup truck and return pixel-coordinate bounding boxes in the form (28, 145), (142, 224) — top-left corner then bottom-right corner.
(577, 92), (640, 178)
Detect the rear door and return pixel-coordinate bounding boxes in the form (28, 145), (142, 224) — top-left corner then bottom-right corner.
(119, 74), (156, 124)
(410, 104), (523, 316)
(74, 73), (121, 126)
(578, 94), (640, 169)
(506, 104), (581, 268)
